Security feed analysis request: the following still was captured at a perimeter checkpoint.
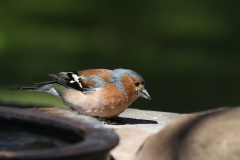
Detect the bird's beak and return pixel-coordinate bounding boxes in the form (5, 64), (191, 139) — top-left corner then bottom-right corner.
(138, 89), (151, 100)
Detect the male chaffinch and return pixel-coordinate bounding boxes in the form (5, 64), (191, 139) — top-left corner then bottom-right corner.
(11, 68), (151, 118)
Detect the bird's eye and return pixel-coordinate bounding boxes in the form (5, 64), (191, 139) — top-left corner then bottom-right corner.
(134, 81), (140, 86)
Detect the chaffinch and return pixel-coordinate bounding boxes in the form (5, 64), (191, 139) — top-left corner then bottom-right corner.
(11, 68), (151, 118)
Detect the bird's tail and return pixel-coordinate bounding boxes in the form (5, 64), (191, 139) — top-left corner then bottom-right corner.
(10, 84), (52, 92)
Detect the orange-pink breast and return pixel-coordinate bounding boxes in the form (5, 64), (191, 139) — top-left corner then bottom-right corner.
(62, 84), (138, 117)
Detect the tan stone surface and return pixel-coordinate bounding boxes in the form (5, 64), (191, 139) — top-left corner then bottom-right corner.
(103, 108), (183, 133)
(111, 128), (151, 160)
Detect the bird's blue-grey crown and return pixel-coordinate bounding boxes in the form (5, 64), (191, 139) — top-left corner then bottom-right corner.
(109, 68), (146, 94)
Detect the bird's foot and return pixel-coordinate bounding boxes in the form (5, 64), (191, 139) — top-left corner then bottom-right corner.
(69, 107), (81, 114)
(96, 116), (124, 125)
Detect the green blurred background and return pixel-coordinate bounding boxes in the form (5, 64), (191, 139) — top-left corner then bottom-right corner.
(1, 0), (240, 113)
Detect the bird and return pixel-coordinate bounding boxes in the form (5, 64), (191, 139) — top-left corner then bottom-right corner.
(10, 68), (151, 118)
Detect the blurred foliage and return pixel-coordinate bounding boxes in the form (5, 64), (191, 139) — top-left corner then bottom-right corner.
(1, 0), (240, 113)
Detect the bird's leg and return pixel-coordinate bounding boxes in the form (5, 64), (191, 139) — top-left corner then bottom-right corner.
(96, 116), (124, 125)
(109, 116), (125, 123)
(69, 107), (81, 114)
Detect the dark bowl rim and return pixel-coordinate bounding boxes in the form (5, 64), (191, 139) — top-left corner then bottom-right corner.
(0, 106), (119, 159)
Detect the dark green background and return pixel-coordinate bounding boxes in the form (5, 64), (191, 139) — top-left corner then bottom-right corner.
(1, 0), (240, 113)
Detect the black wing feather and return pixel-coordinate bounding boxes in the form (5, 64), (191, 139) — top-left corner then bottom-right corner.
(48, 73), (85, 91)
(48, 72), (97, 94)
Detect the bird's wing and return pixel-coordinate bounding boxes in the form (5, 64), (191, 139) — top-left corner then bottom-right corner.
(48, 69), (112, 93)
(77, 69), (112, 88)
